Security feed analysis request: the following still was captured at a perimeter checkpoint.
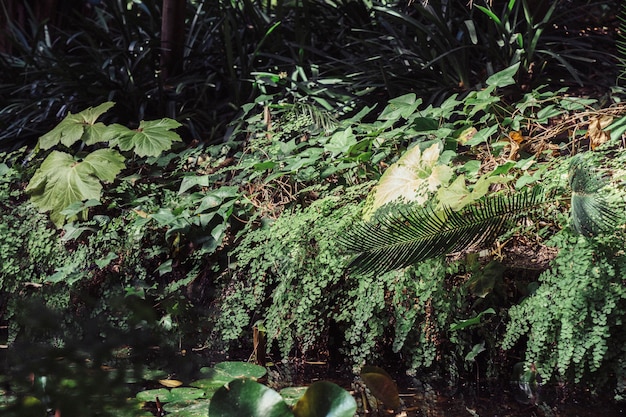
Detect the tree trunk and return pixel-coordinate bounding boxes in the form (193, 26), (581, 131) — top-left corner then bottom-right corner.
(160, 0), (186, 81)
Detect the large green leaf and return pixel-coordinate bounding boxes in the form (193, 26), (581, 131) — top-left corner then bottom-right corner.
(292, 381), (357, 417)
(111, 118), (182, 157)
(26, 149), (125, 227)
(209, 379), (293, 417)
(38, 102), (115, 149)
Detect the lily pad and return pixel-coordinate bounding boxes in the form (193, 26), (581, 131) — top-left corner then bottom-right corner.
(279, 386), (308, 406)
(136, 387), (204, 403)
(360, 366), (400, 409)
(214, 361), (267, 379)
(209, 379), (293, 417)
(293, 381), (357, 417)
(163, 399), (210, 416)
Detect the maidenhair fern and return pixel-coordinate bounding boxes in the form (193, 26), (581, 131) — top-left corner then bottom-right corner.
(502, 230), (626, 384)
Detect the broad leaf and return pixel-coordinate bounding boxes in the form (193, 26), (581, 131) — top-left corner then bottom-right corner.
(112, 118), (182, 157)
(293, 381), (357, 417)
(486, 63), (520, 88)
(360, 366), (400, 409)
(38, 102), (115, 149)
(209, 379), (293, 417)
(26, 149), (124, 227)
(363, 143), (452, 220)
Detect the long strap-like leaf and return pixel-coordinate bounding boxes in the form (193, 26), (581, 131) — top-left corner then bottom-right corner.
(340, 187), (548, 275)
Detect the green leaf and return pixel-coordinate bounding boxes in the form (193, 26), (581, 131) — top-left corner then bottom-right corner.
(26, 149), (124, 227)
(342, 187), (548, 275)
(136, 388), (204, 403)
(450, 308), (496, 331)
(279, 387), (308, 407)
(363, 143), (452, 219)
(213, 361), (267, 380)
(112, 118), (182, 157)
(486, 63), (520, 88)
(26, 152), (97, 226)
(209, 379), (293, 417)
(38, 102), (115, 149)
(179, 175), (210, 195)
(82, 148), (126, 182)
(324, 127), (356, 156)
(378, 94), (421, 121)
(293, 381), (357, 417)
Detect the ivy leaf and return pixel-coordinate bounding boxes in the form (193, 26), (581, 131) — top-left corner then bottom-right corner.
(26, 149), (125, 227)
(324, 127), (356, 156)
(38, 102), (115, 149)
(111, 118), (182, 157)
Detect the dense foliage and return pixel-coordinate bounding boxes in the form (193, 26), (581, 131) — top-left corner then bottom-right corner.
(1, 0), (626, 415)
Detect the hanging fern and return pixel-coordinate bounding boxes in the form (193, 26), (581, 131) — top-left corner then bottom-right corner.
(340, 187), (549, 275)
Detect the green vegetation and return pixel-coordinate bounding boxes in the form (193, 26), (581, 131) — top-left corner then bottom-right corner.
(1, 0), (625, 415)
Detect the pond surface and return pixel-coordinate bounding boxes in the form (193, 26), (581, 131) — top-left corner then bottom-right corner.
(1, 345), (624, 417)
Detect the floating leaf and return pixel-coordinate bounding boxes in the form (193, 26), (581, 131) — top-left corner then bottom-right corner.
(162, 399), (210, 416)
(159, 379), (184, 388)
(279, 387), (308, 407)
(136, 387), (204, 403)
(209, 379), (293, 417)
(360, 366), (400, 409)
(214, 361), (267, 380)
(293, 381), (357, 417)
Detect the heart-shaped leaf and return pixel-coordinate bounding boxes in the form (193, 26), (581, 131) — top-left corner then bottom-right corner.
(360, 366), (400, 410)
(293, 381), (357, 417)
(209, 379), (293, 417)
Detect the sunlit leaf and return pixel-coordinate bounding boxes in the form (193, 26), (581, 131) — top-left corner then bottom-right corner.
(279, 387), (308, 407)
(363, 143), (452, 219)
(485, 62), (520, 88)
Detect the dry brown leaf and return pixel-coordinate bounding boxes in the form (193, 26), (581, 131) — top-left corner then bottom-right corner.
(588, 115), (613, 150)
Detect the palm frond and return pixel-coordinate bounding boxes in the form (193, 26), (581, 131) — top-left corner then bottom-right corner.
(569, 155), (616, 237)
(340, 187), (548, 275)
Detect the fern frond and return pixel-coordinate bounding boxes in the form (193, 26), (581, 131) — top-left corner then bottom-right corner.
(569, 155), (616, 236)
(292, 102), (338, 132)
(340, 187), (548, 275)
